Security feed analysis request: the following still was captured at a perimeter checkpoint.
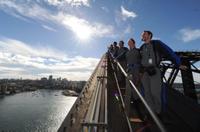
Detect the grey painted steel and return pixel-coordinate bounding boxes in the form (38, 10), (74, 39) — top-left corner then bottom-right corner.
(104, 70), (107, 132)
(82, 56), (107, 132)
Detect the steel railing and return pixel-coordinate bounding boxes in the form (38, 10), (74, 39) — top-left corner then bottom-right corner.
(108, 51), (166, 132)
(110, 58), (133, 132)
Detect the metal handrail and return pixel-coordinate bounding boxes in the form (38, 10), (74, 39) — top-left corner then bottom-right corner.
(110, 60), (133, 132)
(109, 52), (166, 132)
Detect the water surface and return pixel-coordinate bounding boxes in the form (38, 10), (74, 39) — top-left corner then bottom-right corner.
(0, 89), (76, 132)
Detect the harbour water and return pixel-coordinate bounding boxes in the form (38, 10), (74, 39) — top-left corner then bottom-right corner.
(0, 89), (77, 132)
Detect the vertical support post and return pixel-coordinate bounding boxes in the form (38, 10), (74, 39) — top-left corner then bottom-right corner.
(180, 59), (197, 102)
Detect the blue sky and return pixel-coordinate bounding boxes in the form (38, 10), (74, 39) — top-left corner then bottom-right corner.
(0, 0), (200, 80)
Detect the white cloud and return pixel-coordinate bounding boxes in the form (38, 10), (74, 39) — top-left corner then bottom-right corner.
(45, 0), (90, 7)
(0, 37), (65, 60)
(59, 13), (113, 38)
(179, 28), (200, 42)
(0, 37), (99, 80)
(121, 6), (137, 21)
(0, 1), (114, 39)
(58, 13), (113, 39)
(0, 1), (55, 22)
(42, 25), (57, 32)
(0, 66), (25, 72)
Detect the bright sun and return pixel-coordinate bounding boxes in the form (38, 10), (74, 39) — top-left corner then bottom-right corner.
(76, 28), (92, 40)
(62, 15), (93, 41)
(73, 24), (92, 41)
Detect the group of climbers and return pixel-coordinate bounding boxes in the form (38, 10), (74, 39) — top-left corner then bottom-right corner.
(108, 30), (187, 121)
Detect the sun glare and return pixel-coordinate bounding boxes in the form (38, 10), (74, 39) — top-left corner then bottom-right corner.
(72, 23), (92, 41)
(62, 14), (94, 41)
(76, 27), (92, 40)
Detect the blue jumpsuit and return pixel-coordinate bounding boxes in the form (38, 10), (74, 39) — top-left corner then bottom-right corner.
(140, 40), (181, 114)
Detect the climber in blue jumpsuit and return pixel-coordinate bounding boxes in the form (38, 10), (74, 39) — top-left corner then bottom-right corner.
(140, 30), (186, 115)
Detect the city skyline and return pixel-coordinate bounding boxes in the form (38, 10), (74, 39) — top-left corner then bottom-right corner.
(0, 0), (200, 80)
